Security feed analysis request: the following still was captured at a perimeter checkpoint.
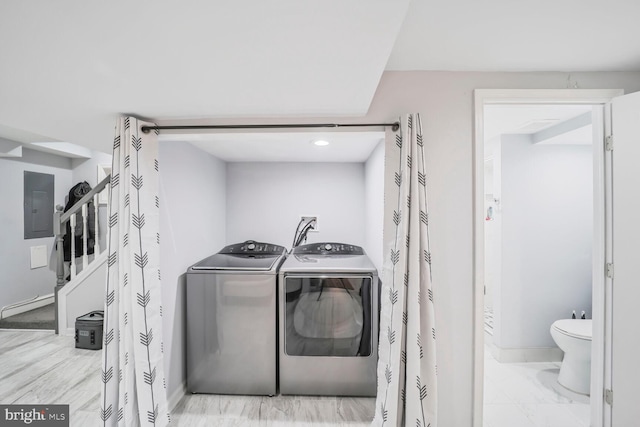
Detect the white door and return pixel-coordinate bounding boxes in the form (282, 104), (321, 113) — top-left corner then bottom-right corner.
(610, 90), (640, 426)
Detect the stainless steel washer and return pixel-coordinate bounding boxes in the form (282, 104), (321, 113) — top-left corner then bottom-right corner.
(278, 242), (379, 396)
(186, 240), (286, 396)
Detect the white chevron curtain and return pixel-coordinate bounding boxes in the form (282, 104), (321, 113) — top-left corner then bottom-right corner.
(372, 114), (437, 427)
(100, 117), (170, 427)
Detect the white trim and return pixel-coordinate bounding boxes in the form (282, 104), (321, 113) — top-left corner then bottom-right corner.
(57, 251), (108, 334)
(490, 346), (564, 364)
(474, 89), (622, 105)
(591, 104), (607, 427)
(97, 164), (111, 205)
(1, 294), (54, 319)
(168, 381), (186, 413)
(485, 330), (564, 362)
(473, 89), (623, 427)
(0, 328), (55, 334)
(602, 102), (614, 427)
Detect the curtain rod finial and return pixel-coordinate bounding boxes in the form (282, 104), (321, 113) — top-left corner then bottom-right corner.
(141, 126), (151, 134)
(392, 122), (400, 132)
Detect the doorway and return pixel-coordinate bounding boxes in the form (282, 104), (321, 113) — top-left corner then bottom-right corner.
(473, 89), (623, 427)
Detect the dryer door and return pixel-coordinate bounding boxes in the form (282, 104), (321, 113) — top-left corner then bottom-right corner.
(283, 275), (372, 357)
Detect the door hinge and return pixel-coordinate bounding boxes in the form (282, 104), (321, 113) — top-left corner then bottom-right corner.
(606, 263), (614, 279)
(605, 388), (613, 406)
(605, 135), (614, 151)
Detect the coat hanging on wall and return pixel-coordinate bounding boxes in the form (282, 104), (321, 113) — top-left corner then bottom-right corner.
(63, 181), (96, 261)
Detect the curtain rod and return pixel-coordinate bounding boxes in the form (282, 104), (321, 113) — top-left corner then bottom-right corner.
(140, 122), (400, 134)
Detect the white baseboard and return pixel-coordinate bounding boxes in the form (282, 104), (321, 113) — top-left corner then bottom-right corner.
(491, 345), (563, 363)
(168, 381), (186, 412)
(1, 294), (54, 319)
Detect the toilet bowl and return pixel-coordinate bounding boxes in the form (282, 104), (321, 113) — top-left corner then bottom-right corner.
(550, 319), (592, 395)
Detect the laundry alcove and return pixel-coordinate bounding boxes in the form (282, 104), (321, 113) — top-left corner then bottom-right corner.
(157, 130), (385, 405)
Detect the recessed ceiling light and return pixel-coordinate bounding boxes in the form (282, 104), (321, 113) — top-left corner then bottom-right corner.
(313, 139), (330, 146)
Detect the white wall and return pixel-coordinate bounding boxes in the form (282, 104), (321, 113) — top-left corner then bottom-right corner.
(226, 162), (366, 249)
(495, 134), (592, 349)
(70, 150), (112, 186)
(157, 71), (640, 425)
(0, 148), (72, 310)
(364, 140), (385, 273)
(159, 141), (227, 401)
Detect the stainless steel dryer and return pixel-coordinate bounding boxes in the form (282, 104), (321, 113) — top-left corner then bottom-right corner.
(278, 242), (379, 396)
(186, 240), (286, 396)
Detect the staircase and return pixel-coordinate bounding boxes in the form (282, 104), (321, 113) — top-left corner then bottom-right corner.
(53, 175), (110, 334)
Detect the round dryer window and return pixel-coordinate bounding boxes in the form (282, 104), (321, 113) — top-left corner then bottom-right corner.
(293, 288), (364, 339)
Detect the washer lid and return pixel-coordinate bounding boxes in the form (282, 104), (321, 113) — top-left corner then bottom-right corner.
(191, 254), (283, 271)
(552, 319), (592, 340)
(190, 241), (286, 271)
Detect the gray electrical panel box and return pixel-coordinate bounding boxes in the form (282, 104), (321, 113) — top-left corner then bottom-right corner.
(24, 171), (54, 239)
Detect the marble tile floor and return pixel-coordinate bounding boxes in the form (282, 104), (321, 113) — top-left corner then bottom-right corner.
(0, 330), (374, 426)
(483, 345), (590, 427)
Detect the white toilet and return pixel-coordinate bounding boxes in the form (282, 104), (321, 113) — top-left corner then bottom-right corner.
(550, 319), (592, 395)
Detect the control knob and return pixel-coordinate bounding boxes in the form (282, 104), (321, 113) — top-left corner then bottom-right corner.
(324, 243), (332, 251)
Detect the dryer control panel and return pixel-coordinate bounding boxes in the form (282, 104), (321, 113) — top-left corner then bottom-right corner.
(220, 240), (286, 255)
(292, 242), (364, 255)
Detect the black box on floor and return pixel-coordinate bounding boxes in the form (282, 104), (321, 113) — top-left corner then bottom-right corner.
(75, 311), (104, 350)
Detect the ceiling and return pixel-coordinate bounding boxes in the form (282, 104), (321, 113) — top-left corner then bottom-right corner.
(484, 105), (593, 141)
(1, 0), (639, 155)
(387, 0), (640, 71)
(165, 131), (384, 162)
(484, 104), (594, 157)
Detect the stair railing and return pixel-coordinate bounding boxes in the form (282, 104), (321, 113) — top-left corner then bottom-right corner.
(53, 175), (110, 334)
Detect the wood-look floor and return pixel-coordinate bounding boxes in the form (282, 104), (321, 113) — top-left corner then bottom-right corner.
(0, 330), (375, 426)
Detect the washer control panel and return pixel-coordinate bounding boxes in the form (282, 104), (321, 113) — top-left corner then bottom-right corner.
(292, 242), (364, 255)
(220, 240), (286, 255)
